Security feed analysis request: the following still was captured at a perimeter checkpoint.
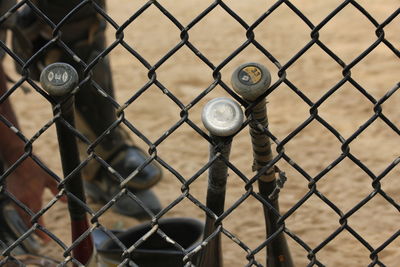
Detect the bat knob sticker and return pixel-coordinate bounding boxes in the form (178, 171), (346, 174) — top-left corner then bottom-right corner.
(231, 62), (271, 101)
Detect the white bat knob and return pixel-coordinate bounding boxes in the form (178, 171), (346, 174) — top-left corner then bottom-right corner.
(202, 97), (244, 137)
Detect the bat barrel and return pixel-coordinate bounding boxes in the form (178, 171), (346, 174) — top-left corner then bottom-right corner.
(40, 63), (93, 265)
(197, 98), (243, 267)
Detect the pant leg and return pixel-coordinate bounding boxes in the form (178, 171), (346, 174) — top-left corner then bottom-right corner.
(11, 1), (161, 190)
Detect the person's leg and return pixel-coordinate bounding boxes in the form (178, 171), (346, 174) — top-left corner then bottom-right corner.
(0, 13), (59, 240)
(11, 0), (162, 218)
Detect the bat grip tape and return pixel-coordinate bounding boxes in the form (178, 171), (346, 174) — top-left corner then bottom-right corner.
(248, 99), (275, 182)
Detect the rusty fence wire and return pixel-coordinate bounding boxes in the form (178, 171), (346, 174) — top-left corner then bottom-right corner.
(0, 0), (399, 266)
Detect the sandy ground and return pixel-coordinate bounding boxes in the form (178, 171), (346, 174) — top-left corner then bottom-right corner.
(3, 0), (399, 266)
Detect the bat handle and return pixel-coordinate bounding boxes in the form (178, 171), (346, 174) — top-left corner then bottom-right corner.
(230, 62), (275, 182)
(40, 63), (93, 266)
(251, 102), (294, 267)
(232, 63), (294, 266)
(197, 135), (231, 267)
(197, 98), (243, 267)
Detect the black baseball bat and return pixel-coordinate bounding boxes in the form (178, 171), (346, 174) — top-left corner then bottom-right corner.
(40, 63), (93, 265)
(231, 63), (294, 267)
(197, 97), (244, 267)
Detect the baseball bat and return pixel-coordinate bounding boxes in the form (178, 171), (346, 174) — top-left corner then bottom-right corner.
(231, 63), (294, 267)
(40, 63), (93, 266)
(197, 97), (244, 267)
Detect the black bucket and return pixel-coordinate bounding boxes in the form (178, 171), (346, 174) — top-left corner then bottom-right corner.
(96, 217), (203, 267)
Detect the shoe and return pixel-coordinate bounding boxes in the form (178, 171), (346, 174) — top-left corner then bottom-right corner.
(85, 181), (162, 219)
(107, 146), (162, 190)
(84, 146), (162, 219)
(0, 254), (58, 266)
(0, 162), (39, 255)
(0, 198), (40, 255)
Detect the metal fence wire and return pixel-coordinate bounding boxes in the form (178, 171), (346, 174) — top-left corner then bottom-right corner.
(0, 0), (399, 266)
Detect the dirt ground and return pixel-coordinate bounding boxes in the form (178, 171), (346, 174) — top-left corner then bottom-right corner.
(4, 0), (399, 266)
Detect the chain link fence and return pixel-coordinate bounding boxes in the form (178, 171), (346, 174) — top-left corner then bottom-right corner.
(0, 0), (399, 266)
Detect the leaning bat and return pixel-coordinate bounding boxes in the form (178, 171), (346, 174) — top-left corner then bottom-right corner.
(231, 63), (294, 267)
(197, 97), (244, 267)
(40, 63), (93, 266)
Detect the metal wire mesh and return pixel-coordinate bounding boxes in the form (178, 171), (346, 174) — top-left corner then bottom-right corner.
(0, 0), (399, 266)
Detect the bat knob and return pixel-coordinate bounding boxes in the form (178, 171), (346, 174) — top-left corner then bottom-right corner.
(202, 97), (244, 137)
(231, 62), (271, 101)
(40, 62), (79, 97)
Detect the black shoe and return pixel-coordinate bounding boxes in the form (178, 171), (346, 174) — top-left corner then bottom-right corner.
(84, 146), (162, 219)
(85, 181), (161, 219)
(0, 198), (40, 255)
(107, 146), (162, 190)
